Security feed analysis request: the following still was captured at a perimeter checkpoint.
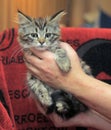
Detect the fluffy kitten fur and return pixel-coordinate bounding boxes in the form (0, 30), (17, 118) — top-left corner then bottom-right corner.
(17, 10), (91, 119)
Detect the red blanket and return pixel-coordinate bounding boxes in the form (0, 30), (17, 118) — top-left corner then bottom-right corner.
(0, 27), (111, 130)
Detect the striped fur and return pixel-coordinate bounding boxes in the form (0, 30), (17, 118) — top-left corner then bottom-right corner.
(17, 11), (91, 120)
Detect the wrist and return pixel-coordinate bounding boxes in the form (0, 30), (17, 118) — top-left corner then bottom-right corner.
(64, 71), (89, 96)
(66, 72), (111, 120)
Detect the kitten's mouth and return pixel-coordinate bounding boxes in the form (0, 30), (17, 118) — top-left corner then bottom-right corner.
(36, 46), (48, 51)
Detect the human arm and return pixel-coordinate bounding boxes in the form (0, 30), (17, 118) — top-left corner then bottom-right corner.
(35, 99), (111, 130)
(24, 42), (111, 122)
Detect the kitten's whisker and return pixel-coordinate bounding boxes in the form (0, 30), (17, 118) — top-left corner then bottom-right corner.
(11, 44), (21, 51)
(12, 14), (19, 24)
(11, 46), (29, 59)
(10, 48), (23, 58)
(10, 45), (22, 57)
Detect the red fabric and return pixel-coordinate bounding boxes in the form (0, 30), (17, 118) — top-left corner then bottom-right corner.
(61, 27), (111, 80)
(0, 102), (14, 130)
(0, 27), (111, 130)
(61, 27), (111, 49)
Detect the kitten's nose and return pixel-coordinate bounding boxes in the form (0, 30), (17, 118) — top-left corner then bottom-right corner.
(39, 38), (45, 45)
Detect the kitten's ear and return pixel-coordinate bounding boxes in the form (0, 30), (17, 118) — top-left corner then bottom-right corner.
(17, 10), (32, 25)
(49, 10), (66, 24)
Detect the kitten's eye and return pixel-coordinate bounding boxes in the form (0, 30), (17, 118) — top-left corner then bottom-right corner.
(31, 33), (38, 38)
(45, 33), (51, 38)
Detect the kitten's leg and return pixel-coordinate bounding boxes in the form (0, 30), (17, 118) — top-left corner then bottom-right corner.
(27, 73), (53, 107)
(54, 48), (71, 72)
(51, 90), (88, 119)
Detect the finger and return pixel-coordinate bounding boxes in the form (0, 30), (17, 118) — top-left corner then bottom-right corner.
(30, 48), (54, 59)
(24, 52), (42, 69)
(60, 42), (80, 59)
(25, 61), (40, 79)
(60, 42), (75, 53)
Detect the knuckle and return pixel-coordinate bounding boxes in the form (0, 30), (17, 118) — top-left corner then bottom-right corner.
(46, 53), (54, 60)
(41, 65), (48, 71)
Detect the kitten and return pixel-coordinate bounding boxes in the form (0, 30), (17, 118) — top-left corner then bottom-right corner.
(17, 10), (92, 119)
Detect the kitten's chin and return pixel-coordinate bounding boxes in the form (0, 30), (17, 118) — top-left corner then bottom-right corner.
(35, 46), (48, 51)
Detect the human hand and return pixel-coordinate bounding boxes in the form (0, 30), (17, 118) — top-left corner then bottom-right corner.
(35, 100), (111, 130)
(24, 42), (111, 129)
(24, 42), (85, 92)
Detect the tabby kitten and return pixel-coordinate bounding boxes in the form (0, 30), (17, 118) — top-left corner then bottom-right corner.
(17, 10), (91, 119)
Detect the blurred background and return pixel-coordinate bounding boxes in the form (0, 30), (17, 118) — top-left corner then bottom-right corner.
(0, 0), (111, 32)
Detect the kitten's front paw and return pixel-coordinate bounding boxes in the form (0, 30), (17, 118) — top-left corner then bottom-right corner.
(55, 48), (71, 72)
(56, 101), (69, 113)
(57, 58), (71, 72)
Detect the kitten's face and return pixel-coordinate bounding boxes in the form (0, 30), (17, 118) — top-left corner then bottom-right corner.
(18, 10), (65, 50)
